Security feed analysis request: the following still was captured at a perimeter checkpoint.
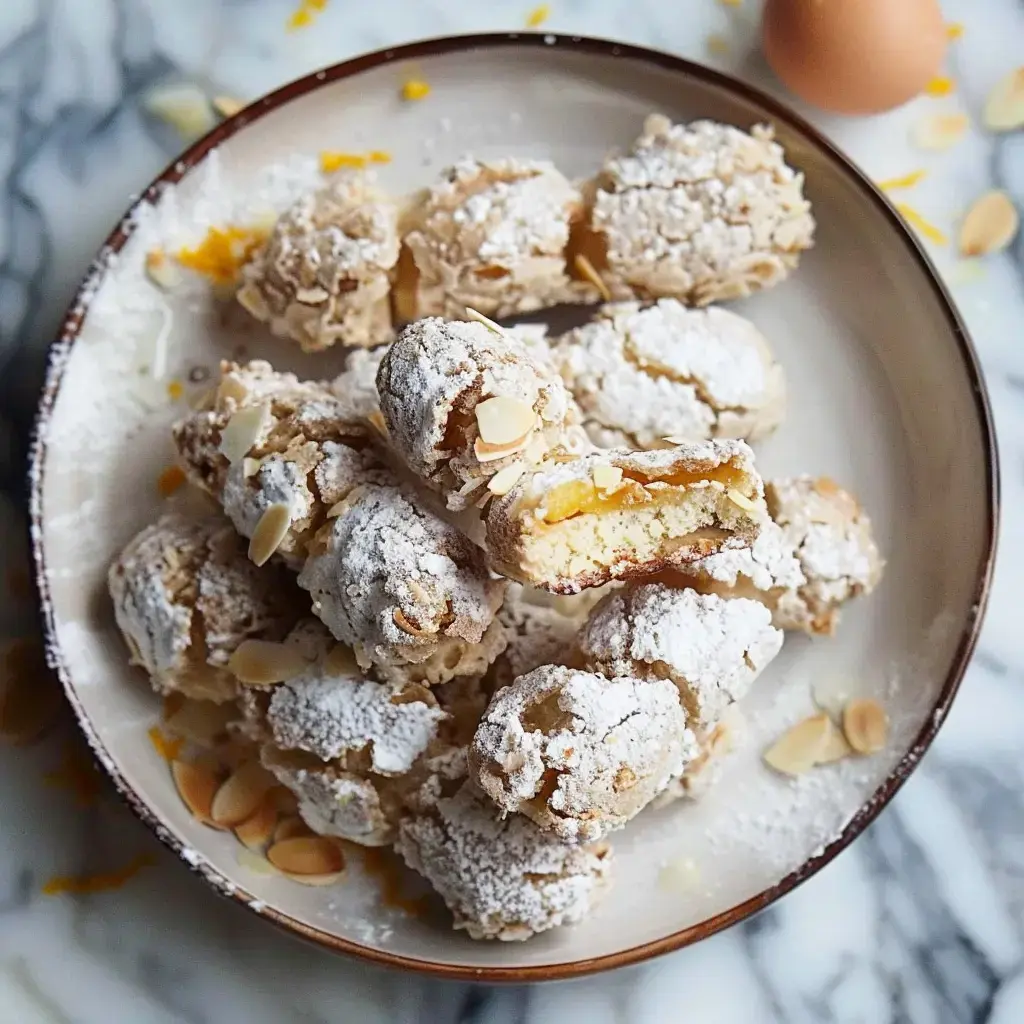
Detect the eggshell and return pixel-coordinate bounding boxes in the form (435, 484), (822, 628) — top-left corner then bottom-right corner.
(762, 0), (947, 116)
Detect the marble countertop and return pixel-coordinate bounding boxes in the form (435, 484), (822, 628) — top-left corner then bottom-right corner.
(1, 0), (1023, 1020)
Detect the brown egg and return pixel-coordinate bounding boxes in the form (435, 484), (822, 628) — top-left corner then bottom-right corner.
(762, 0), (947, 115)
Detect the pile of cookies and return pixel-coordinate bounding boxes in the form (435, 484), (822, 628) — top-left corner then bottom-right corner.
(109, 115), (882, 942)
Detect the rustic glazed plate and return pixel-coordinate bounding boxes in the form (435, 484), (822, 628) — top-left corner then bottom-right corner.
(31, 34), (997, 980)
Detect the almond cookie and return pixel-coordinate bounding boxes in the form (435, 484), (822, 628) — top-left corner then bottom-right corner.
(470, 665), (697, 843)
(394, 157), (598, 322)
(297, 483), (507, 686)
(395, 757), (613, 940)
(579, 584), (782, 732)
(173, 360), (386, 567)
(556, 299), (786, 447)
(329, 344), (390, 426)
(653, 705), (746, 807)
(237, 173), (399, 351)
(485, 441), (766, 594)
(376, 317), (588, 510)
(108, 514), (301, 703)
(577, 115), (815, 305)
(683, 476), (883, 635)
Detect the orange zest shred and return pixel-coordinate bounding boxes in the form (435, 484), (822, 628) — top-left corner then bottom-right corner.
(286, 0), (328, 31)
(895, 203), (948, 245)
(368, 150), (392, 164)
(148, 725), (184, 763)
(175, 225), (267, 285)
(401, 79), (431, 102)
(320, 150), (391, 172)
(44, 742), (102, 807)
(157, 464), (187, 498)
(946, 23), (964, 40)
(42, 853), (156, 896)
(925, 77), (955, 97)
(526, 4), (551, 27)
(878, 170), (928, 191)
(166, 379), (184, 401)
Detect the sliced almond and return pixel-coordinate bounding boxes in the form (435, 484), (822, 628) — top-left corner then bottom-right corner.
(475, 395), (537, 446)
(393, 608), (434, 639)
(218, 374), (250, 405)
(815, 721), (854, 765)
(524, 432), (549, 464)
(228, 639), (310, 685)
(266, 835), (345, 875)
(273, 814), (313, 842)
(592, 464), (624, 493)
(171, 759), (221, 824)
(233, 798), (278, 850)
(487, 461), (527, 496)
(983, 67), (1024, 132)
(573, 253), (611, 301)
(911, 112), (969, 151)
(726, 488), (759, 513)
(958, 190), (1020, 257)
(164, 699), (235, 747)
(212, 94), (245, 118)
(473, 432), (530, 463)
(211, 760), (276, 827)
(762, 713), (832, 776)
(242, 457), (262, 479)
(842, 699), (888, 754)
(248, 503), (292, 566)
(323, 644), (359, 676)
(464, 306), (504, 335)
(142, 82), (216, 139)
(219, 403), (271, 464)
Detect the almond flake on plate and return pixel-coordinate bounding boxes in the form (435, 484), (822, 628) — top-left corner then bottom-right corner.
(911, 113), (969, 151)
(842, 699), (888, 754)
(171, 759), (221, 825)
(228, 639), (310, 685)
(763, 713), (832, 776)
(958, 191), (1020, 257)
(234, 798), (279, 849)
(211, 760), (276, 827)
(248, 503), (292, 566)
(815, 722), (853, 764)
(266, 836), (346, 875)
(475, 396), (537, 446)
(273, 815), (314, 843)
(983, 68), (1024, 132)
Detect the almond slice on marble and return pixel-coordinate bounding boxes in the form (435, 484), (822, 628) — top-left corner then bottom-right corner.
(233, 798), (278, 850)
(475, 396), (537, 447)
(228, 639), (310, 686)
(273, 815), (313, 843)
(211, 760), (276, 827)
(762, 713), (832, 776)
(983, 68), (1024, 132)
(958, 191), (1020, 257)
(266, 835), (346, 876)
(573, 253), (611, 301)
(911, 112), (969, 151)
(219, 403), (271, 464)
(171, 759), (222, 824)
(842, 699), (889, 754)
(464, 306), (504, 335)
(487, 461), (527, 496)
(248, 503), (292, 566)
(142, 82), (216, 139)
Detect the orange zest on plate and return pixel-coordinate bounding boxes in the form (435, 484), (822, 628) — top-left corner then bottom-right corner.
(175, 226), (267, 285)
(877, 170), (927, 191)
(895, 203), (948, 245)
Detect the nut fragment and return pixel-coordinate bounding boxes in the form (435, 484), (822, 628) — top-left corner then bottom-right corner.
(983, 68), (1024, 132)
(591, 464), (623, 492)
(911, 113), (969, 151)
(726, 488), (759, 513)
(211, 760), (276, 827)
(323, 643), (359, 675)
(273, 815), (314, 842)
(488, 461), (527, 496)
(574, 253), (611, 302)
(266, 835), (346, 875)
(473, 433), (530, 463)
(248, 503), (292, 566)
(171, 759), (221, 825)
(234, 798), (278, 849)
(463, 306), (504, 335)
(958, 191), (1020, 257)
(392, 608), (435, 639)
(475, 396), (538, 446)
(219, 403), (271, 464)
(842, 699), (888, 754)
(815, 720), (853, 764)
(762, 713), (832, 776)
(212, 94), (245, 118)
(227, 639), (310, 685)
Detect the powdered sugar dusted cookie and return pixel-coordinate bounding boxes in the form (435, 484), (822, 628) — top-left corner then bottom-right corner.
(470, 665), (696, 843)
(237, 173), (399, 350)
(654, 705), (747, 807)
(485, 441), (766, 594)
(108, 514), (301, 703)
(297, 484), (506, 685)
(556, 300), (786, 447)
(174, 360), (386, 566)
(578, 115), (814, 305)
(329, 344), (389, 425)
(395, 157), (598, 322)
(395, 768), (613, 940)
(377, 317), (587, 510)
(579, 584), (782, 731)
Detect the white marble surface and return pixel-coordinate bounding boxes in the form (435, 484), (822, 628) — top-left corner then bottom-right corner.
(1, 0), (1022, 1020)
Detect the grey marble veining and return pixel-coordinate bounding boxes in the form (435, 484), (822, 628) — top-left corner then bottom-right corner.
(1, 0), (1022, 1021)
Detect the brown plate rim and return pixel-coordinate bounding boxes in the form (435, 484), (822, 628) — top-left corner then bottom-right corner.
(28, 31), (1000, 983)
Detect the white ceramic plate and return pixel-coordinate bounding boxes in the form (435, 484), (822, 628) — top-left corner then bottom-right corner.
(31, 35), (997, 980)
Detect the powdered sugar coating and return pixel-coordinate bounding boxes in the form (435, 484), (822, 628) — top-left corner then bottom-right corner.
(556, 300), (786, 448)
(397, 157), (598, 321)
(377, 317), (586, 510)
(579, 584), (782, 731)
(297, 483), (506, 684)
(686, 517), (805, 593)
(330, 345), (389, 423)
(237, 173), (398, 350)
(491, 583), (582, 688)
(486, 441), (766, 593)
(395, 777), (613, 940)
(107, 513), (301, 702)
(585, 116), (815, 305)
(470, 665), (696, 843)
